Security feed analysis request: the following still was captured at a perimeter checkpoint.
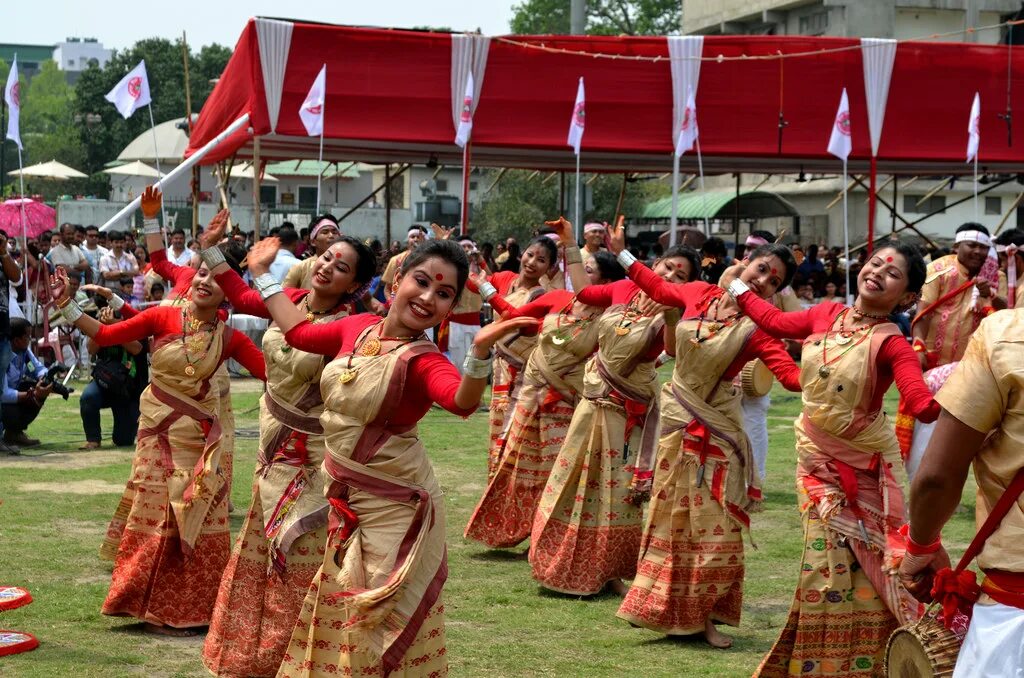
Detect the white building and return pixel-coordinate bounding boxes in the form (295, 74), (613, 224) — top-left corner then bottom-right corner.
(52, 38), (111, 73)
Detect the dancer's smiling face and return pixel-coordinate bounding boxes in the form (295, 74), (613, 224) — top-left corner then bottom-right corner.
(310, 241), (363, 298)
(391, 257), (459, 333)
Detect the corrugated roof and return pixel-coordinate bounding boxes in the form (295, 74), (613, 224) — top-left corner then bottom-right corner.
(264, 160), (361, 179)
(641, 190), (799, 219)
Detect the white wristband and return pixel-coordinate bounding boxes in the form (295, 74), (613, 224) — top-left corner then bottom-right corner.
(143, 218), (161, 235)
(479, 282), (497, 302)
(462, 350), (493, 379)
(617, 249), (638, 269)
(107, 294), (125, 311)
(200, 246), (226, 269)
(61, 301), (83, 323)
(728, 279), (751, 299)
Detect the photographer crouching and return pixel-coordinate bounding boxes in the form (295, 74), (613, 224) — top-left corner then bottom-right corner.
(2, 318), (72, 447)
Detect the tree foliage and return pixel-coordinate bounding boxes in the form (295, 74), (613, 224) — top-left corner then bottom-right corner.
(471, 169), (667, 245)
(509, 0), (681, 36)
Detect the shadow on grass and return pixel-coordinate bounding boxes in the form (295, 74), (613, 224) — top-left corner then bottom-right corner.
(108, 620), (208, 643)
(466, 548), (529, 563)
(534, 586), (620, 602)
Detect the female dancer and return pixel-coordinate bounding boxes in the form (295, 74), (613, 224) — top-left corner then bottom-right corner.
(244, 237), (534, 677)
(609, 233), (802, 648)
(464, 225), (619, 549)
(530, 240), (703, 597)
(483, 235), (560, 477)
(729, 242), (939, 677)
(198, 223), (375, 675)
(49, 253), (266, 636)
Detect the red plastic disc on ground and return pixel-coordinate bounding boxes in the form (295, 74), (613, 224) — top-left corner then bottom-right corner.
(0, 630), (39, 657)
(0, 588), (31, 612)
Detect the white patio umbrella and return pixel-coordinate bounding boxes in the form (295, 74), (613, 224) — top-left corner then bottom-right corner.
(8, 159), (87, 180)
(101, 160), (163, 178)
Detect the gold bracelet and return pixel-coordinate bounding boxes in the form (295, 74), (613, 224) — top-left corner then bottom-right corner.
(56, 297), (71, 309)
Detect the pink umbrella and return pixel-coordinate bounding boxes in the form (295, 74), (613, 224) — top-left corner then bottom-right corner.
(0, 199), (56, 239)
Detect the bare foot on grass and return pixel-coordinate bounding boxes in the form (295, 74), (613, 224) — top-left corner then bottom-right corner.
(144, 623), (199, 637)
(703, 619), (732, 649)
(608, 578), (630, 597)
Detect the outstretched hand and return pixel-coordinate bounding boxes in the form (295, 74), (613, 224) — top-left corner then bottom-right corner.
(141, 186), (162, 220)
(472, 316), (538, 353)
(81, 284), (112, 300)
(544, 216), (573, 244)
(608, 215), (626, 255)
(49, 266), (70, 304)
(247, 237), (281, 276)
(200, 210), (231, 250)
(430, 223), (455, 241)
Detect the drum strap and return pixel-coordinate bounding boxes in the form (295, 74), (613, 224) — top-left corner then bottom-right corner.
(932, 466), (1024, 626)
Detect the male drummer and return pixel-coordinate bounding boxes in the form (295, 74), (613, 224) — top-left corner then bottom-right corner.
(899, 308), (1024, 678)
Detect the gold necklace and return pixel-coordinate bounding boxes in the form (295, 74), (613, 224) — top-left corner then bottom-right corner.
(338, 323), (423, 384)
(181, 308), (218, 376)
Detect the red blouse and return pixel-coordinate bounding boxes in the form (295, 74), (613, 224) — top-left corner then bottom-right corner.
(490, 288), (575, 320)
(284, 314), (476, 424)
(572, 278), (664, 360)
(214, 268), (358, 319)
(625, 262), (800, 391)
(150, 248), (195, 300)
(90, 305), (267, 381)
(736, 294), (939, 421)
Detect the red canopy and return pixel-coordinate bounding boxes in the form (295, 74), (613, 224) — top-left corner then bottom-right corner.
(187, 19), (1024, 175)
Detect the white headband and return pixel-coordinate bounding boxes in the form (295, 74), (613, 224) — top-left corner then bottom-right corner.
(955, 230), (991, 246)
(310, 219), (338, 239)
(745, 235), (769, 247)
(544, 233), (562, 244)
(583, 222), (605, 234)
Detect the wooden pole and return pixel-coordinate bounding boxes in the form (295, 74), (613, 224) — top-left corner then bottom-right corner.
(995, 190), (1024, 234)
(613, 173), (628, 223)
(182, 31), (199, 237)
(384, 164), (392, 247)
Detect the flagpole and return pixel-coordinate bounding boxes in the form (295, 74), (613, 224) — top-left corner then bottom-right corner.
(460, 141), (471, 236)
(843, 157), (852, 306)
(15, 146), (30, 323)
(974, 153), (979, 222)
(574, 152), (582, 244)
(316, 128), (324, 214)
(695, 138), (709, 235)
(669, 152), (680, 247)
(146, 103), (168, 236)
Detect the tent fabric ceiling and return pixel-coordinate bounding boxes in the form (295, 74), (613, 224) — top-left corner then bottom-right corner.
(641, 190), (800, 220)
(187, 19), (1024, 176)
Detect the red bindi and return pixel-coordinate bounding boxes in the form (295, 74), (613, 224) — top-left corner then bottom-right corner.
(771, 267), (778, 275)
(435, 273), (444, 281)
(334, 251), (343, 259)
(886, 256), (894, 263)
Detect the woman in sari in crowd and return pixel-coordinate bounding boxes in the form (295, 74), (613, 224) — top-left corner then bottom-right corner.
(464, 217), (612, 550)
(530, 233), (703, 597)
(49, 246), (266, 636)
(608, 229), (802, 648)
(246, 237), (534, 677)
(197, 218), (375, 676)
(481, 235), (559, 478)
(98, 190), (245, 561)
(729, 241), (939, 677)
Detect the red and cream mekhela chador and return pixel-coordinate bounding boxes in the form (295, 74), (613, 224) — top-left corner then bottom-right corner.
(99, 248), (237, 561)
(483, 271), (546, 478)
(275, 314), (475, 678)
(92, 305), (266, 628)
(464, 289), (600, 549)
(733, 296), (938, 678)
(203, 269), (356, 677)
(616, 262), (801, 633)
(529, 278), (666, 595)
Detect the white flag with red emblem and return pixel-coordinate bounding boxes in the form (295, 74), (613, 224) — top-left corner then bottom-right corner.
(966, 92), (981, 163)
(455, 72), (474, 148)
(566, 77), (585, 156)
(827, 88), (852, 161)
(104, 60), (151, 119)
(4, 56), (21, 150)
(299, 64), (327, 137)
(674, 85), (698, 157)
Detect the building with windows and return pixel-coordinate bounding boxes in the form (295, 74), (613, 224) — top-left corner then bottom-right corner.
(52, 38), (111, 81)
(682, 0), (1021, 41)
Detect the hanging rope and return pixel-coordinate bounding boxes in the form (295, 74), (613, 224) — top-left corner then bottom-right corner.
(777, 50), (788, 155)
(491, 19), (1024, 64)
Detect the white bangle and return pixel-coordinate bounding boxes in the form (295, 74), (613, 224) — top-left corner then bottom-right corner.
(617, 249), (638, 269)
(143, 218), (161, 235)
(61, 301), (83, 323)
(107, 294), (125, 311)
(462, 350), (493, 379)
(479, 282), (497, 302)
(254, 273), (282, 301)
(728, 279), (751, 299)
(200, 246), (226, 269)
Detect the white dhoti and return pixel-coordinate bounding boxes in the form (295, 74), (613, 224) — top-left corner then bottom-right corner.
(953, 601), (1024, 678)
(741, 393), (770, 480)
(448, 321), (480, 374)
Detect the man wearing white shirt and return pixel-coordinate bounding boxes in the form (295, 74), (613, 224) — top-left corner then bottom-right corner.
(167, 228), (193, 266)
(269, 226), (302, 283)
(81, 225), (109, 285)
(46, 223), (89, 283)
(99, 230), (140, 291)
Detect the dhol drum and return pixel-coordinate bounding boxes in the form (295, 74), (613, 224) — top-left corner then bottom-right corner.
(885, 608), (969, 678)
(740, 359), (774, 398)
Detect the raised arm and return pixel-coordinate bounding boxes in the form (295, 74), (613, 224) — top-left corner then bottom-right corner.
(214, 266), (275, 318)
(140, 186), (167, 256)
(52, 268), (165, 346)
(749, 330), (801, 392)
(606, 220), (699, 308)
(544, 216), (589, 291)
(82, 284), (141, 322)
(731, 283), (824, 340)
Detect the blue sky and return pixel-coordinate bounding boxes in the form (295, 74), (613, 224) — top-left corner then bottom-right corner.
(6, 1), (517, 50)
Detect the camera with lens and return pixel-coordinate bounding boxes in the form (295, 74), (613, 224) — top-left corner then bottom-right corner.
(21, 363), (74, 400)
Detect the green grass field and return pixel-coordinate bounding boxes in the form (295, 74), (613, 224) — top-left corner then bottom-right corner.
(0, 378), (977, 677)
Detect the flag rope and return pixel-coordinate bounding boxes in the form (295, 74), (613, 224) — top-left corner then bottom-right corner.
(147, 103), (168, 245)
(15, 146), (31, 324)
